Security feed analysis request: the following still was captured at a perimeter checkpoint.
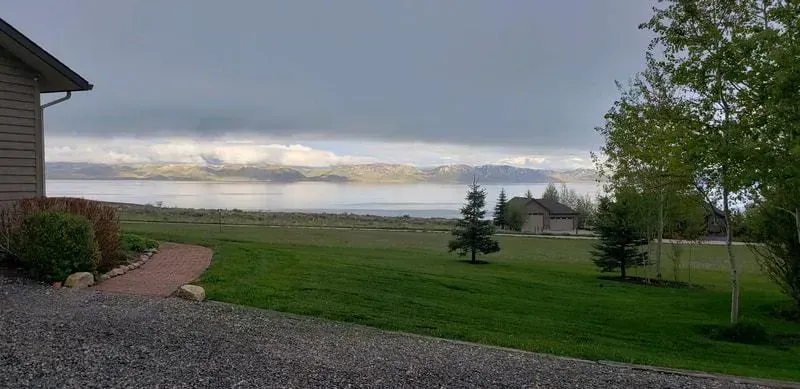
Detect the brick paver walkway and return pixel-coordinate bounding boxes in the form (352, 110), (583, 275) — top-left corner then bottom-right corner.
(93, 242), (212, 296)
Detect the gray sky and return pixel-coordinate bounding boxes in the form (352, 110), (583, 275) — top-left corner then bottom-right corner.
(5, 0), (654, 167)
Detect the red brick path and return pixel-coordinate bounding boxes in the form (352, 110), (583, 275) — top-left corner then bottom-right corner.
(93, 242), (212, 297)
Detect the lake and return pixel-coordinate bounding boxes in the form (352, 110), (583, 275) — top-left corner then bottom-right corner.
(46, 180), (600, 219)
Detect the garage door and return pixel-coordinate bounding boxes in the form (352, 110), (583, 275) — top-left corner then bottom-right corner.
(524, 214), (543, 233)
(549, 217), (574, 231)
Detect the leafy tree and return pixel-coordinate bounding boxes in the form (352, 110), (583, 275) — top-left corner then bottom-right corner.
(493, 188), (508, 230)
(504, 203), (527, 232)
(746, 2), (800, 247)
(595, 64), (697, 280)
(524, 189), (534, 199)
(541, 183), (559, 202)
(591, 194), (649, 278)
(572, 194), (597, 230)
(635, 0), (773, 323)
(449, 178), (500, 263)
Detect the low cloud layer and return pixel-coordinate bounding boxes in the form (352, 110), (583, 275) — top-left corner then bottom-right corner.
(46, 137), (593, 170)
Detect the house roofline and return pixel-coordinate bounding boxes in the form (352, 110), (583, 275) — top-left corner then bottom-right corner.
(0, 17), (92, 92)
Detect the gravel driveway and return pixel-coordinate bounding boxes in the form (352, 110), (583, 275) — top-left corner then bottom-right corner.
(0, 276), (788, 389)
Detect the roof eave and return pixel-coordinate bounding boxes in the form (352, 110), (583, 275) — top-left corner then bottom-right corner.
(0, 18), (92, 93)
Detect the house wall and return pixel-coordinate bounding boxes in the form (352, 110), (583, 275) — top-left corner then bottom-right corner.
(522, 201), (549, 233)
(0, 47), (41, 203)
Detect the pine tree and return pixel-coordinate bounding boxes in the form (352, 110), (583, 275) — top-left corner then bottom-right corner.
(449, 178), (500, 263)
(525, 189), (534, 199)
(542, 183), (559, 202)
(590, 196), (648, 278)
(493, 188), (508, 230)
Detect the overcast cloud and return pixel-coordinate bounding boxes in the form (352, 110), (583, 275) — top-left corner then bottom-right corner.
(5, 0), (654, 167)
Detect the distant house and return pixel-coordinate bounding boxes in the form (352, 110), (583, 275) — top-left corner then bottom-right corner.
(705, 205), (727, 236)
(507, 197), (578, 233)
(0, 18), (92, 203)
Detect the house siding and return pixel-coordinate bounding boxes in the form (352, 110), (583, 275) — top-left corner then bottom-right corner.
(522, 201), (549, 233)
(0, 47), (40, 203)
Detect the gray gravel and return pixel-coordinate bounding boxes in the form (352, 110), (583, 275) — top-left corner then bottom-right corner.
(0, 276), (787, 388)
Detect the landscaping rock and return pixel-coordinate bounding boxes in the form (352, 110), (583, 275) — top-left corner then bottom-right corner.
(140, 254), (149, 261)
(98, 274), (109, 282)
(63, 272), (94, 289)
(108, 268), (124, 277)
(175, 284), (205, 301)
(52, 282), (62, 288)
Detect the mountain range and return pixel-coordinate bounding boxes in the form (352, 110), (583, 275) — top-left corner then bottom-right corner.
(46, 162), (598, 184)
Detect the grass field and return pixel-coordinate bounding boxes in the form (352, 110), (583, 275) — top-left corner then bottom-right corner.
(123, 221), (800, 381)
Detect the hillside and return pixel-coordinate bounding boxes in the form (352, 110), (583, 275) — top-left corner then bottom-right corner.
(46, 162), (597, 184)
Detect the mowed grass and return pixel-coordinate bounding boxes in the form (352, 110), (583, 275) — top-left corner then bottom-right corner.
(123, 222), (800, 381)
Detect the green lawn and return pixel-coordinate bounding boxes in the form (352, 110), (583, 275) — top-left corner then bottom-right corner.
(123, 222), (800, 381)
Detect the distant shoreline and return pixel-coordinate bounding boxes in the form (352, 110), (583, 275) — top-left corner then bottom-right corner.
(47, 178), (600, 185)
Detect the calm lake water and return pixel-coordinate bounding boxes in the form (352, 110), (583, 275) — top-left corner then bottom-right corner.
(46, 180), (600, 219)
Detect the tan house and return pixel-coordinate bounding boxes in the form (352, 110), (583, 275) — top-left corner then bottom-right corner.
(507, 197), (578, 233)
(0, 18), (92, 202)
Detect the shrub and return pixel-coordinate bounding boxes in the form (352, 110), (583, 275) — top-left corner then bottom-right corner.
(772, 304), (800, 322)
(709, 320), (768, 344)
(746, 200), (800, 311)
(120, 233), (159, 253)
(12, 211), (99, 282)
(18, 197), (120, 270)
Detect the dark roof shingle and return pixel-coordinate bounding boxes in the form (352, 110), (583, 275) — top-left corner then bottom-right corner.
(506, 196), (577, 215)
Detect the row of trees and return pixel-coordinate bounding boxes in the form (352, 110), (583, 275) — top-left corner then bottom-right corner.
(594, 0), (800, 322)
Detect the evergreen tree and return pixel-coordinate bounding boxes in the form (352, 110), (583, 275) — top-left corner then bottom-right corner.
(525, 189), (534, 199)
(541, 183), (559, 202)
(493, 188), (508, 229)
(449, 178), (500, 263)
(590, 195), (648, 278)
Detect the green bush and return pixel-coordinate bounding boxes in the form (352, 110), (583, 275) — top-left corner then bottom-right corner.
(19, 197), (120, 271)
(13, 211), (100, 282)
(120, 233), (158, 253)
(709, 320), (768, 344)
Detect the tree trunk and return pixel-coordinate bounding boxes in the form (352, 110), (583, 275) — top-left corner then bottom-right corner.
(471, 248), (476, 264)
(656, 189), (664, 279)
(621, 261), (626, 278)
(795, 207), (800, 245)
(723, 189), (740, 324)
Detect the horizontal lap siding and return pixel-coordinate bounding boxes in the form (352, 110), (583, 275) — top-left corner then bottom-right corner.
(0, 48), (39, 200)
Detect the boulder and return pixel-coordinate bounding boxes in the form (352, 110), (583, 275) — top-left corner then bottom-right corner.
(175, 284), (205, 301)
(64, 272), (94, 289)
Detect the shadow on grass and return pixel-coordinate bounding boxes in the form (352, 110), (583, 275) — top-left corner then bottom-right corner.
(598, 275), (702, 289)
(456, 259), (491, 265)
